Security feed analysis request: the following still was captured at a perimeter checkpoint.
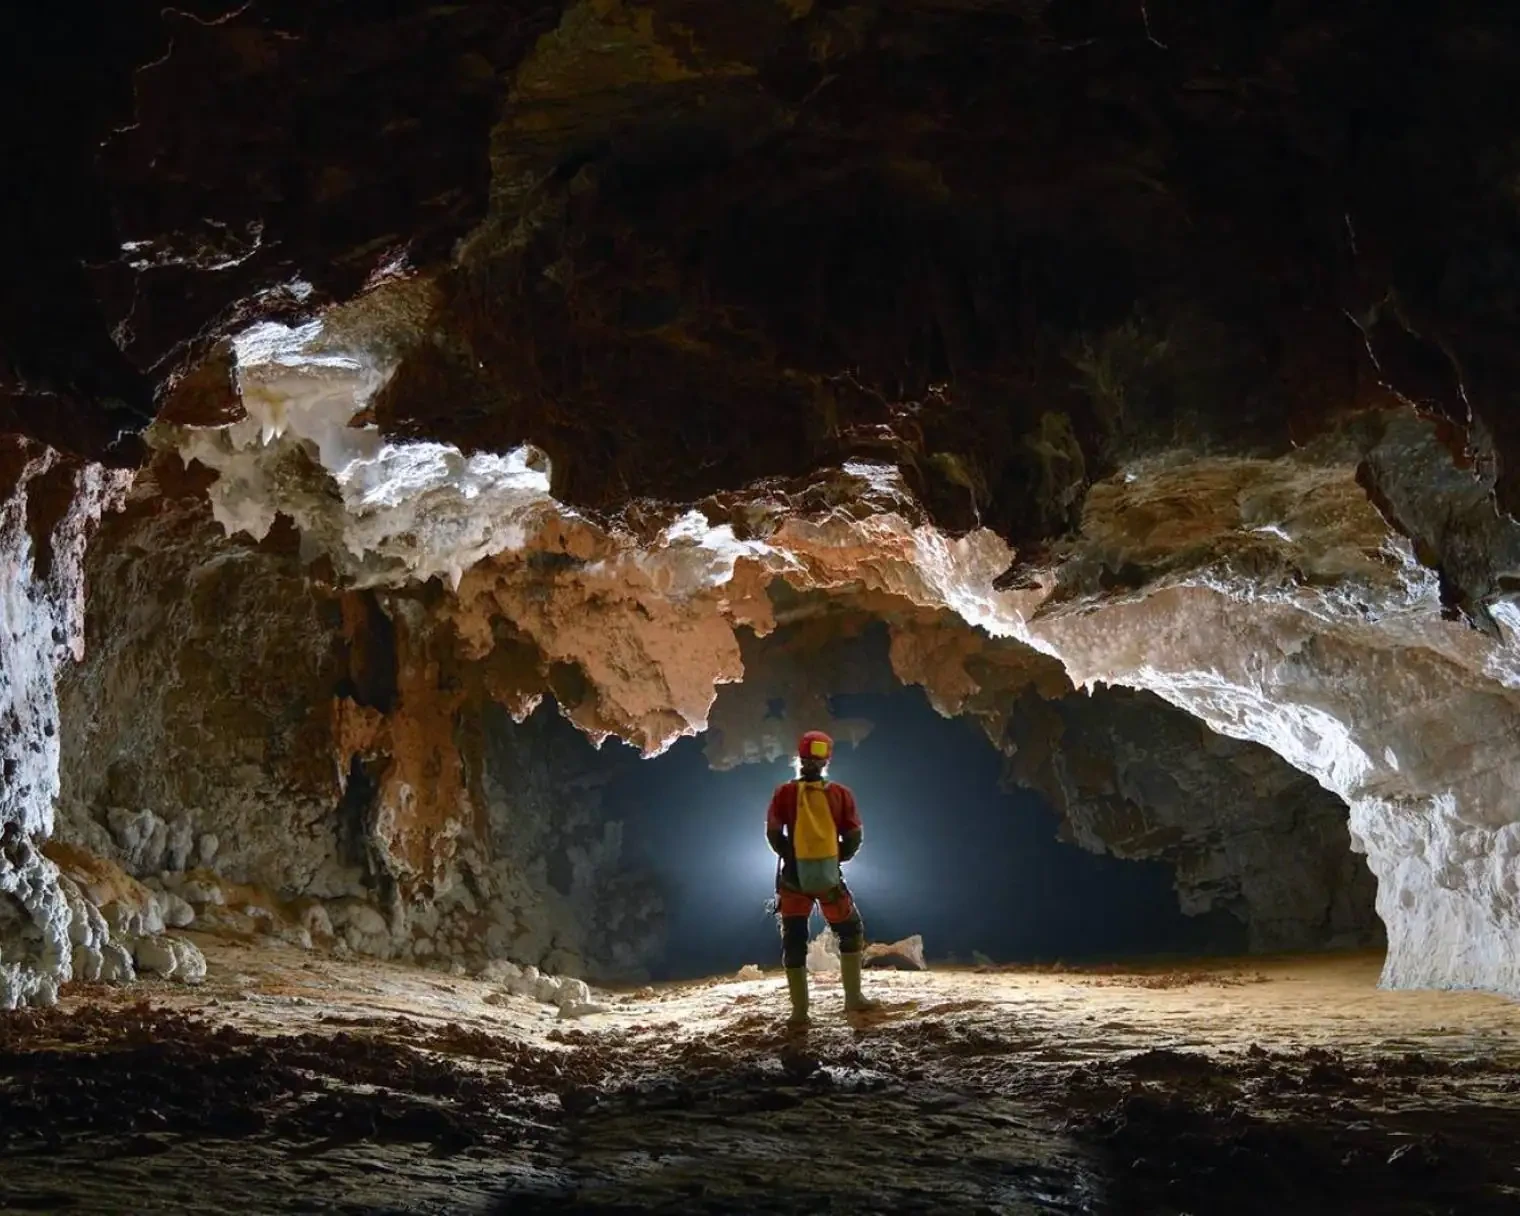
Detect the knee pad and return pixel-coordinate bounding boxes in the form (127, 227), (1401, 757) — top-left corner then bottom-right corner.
(831, 910), (864, 955)
(780, 915), (810, 969)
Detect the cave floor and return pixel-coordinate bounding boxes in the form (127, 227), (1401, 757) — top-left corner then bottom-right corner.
(4, 942), (1520, 1214)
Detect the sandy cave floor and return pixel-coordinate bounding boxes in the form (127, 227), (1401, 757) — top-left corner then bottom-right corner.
(4, 942), (1520, 1214)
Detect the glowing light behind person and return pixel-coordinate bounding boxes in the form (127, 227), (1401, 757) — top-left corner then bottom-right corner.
(605, 686), (1242, 981)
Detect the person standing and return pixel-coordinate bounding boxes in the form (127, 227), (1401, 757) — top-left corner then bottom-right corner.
(765, 730), (878, 1026)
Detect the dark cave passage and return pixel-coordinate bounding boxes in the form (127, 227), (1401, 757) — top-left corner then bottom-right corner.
(604, 685), (1244, 982)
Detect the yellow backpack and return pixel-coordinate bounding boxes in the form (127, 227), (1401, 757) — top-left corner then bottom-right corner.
(792, 780), (841, 894)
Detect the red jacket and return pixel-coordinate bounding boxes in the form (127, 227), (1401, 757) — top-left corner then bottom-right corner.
(766, 781), (862, 836)
(766, 780), (863, 892)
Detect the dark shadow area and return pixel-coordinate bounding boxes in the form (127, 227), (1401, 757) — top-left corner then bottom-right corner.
(606, 684), (1243, 982)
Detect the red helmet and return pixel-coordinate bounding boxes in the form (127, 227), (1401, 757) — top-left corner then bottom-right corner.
(798, 730), (833, 763)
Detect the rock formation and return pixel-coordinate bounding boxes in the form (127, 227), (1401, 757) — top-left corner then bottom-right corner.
(0, 442), (134, 1006)
(997, 684), (1379, 953)
(3, 2), (1520, 999)
(704, 610), (1380, 952)
(51, 457), (664, 982)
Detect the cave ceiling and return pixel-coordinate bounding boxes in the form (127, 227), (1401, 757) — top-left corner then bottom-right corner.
(4, 1), (1517, 552)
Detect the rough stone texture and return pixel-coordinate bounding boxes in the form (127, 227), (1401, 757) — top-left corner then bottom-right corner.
(701, 600), (895, 771)
(0, 3), (557, 462)
(132, 935), (207, 984)
(863, 935), (928, 972)
(472, 702), (664, 980)
(2, 442), (130, 840)
(52, 464), (662, 980)
(701, 608), (1375, 952)
(80, 380), (1503, 988)
(1011, 430), (1520, 991)
(8, 3), (1520, 997)
(0, 441), (129, 1006)
(997, 686), (1380, 953)
(54, 457), (357, 901)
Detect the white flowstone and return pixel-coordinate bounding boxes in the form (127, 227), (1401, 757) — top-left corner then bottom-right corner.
(0, 839), (75, 1010)
(806, 931), (841, 974)
(0, 450), (129, 1008)
(59, 875), (107, 948)
(176, 315), (556, 590)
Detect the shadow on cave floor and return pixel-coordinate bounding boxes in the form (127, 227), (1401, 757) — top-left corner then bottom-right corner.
(4, 940), (1520, 1215)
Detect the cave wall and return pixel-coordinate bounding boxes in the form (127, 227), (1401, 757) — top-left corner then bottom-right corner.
(0, 440), (138, 1006)
(1011, 426), (1520, 991)
(54, 463), (351, 900)
(6, 1), (1520, 998)
(129, 374), (1516, 990)
(45, 449), (1376, 985)
(997, 685), (1380, 953)
(52, 463), (661, 981)
(712, 608), (1377, 953)
(474, 702), (663, 977)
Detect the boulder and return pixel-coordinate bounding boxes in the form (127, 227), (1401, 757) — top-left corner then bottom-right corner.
(71, 944), (103, 982)
(344, 903), (388, 937)
(132, 935), (207, 984)
(479, 958), (522, 983)
(167, 937), (207, 984)
(160, 891), (196, 929)
(133, 936), (178, 977)
(99, 943), (135, 983)
(555, 978), (591, 1007)
(863, 935), (927, 971)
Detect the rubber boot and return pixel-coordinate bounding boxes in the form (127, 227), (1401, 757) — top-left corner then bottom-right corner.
(840, 951), (880, 1013)
(785, 966), (810, 1027)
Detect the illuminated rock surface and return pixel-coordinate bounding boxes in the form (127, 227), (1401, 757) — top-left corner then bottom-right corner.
(8, 7), (1520, 1213)
(2, 0), (1520, 1005)
(0, 443), (131, 1007)
(863, 935), (928, 971)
